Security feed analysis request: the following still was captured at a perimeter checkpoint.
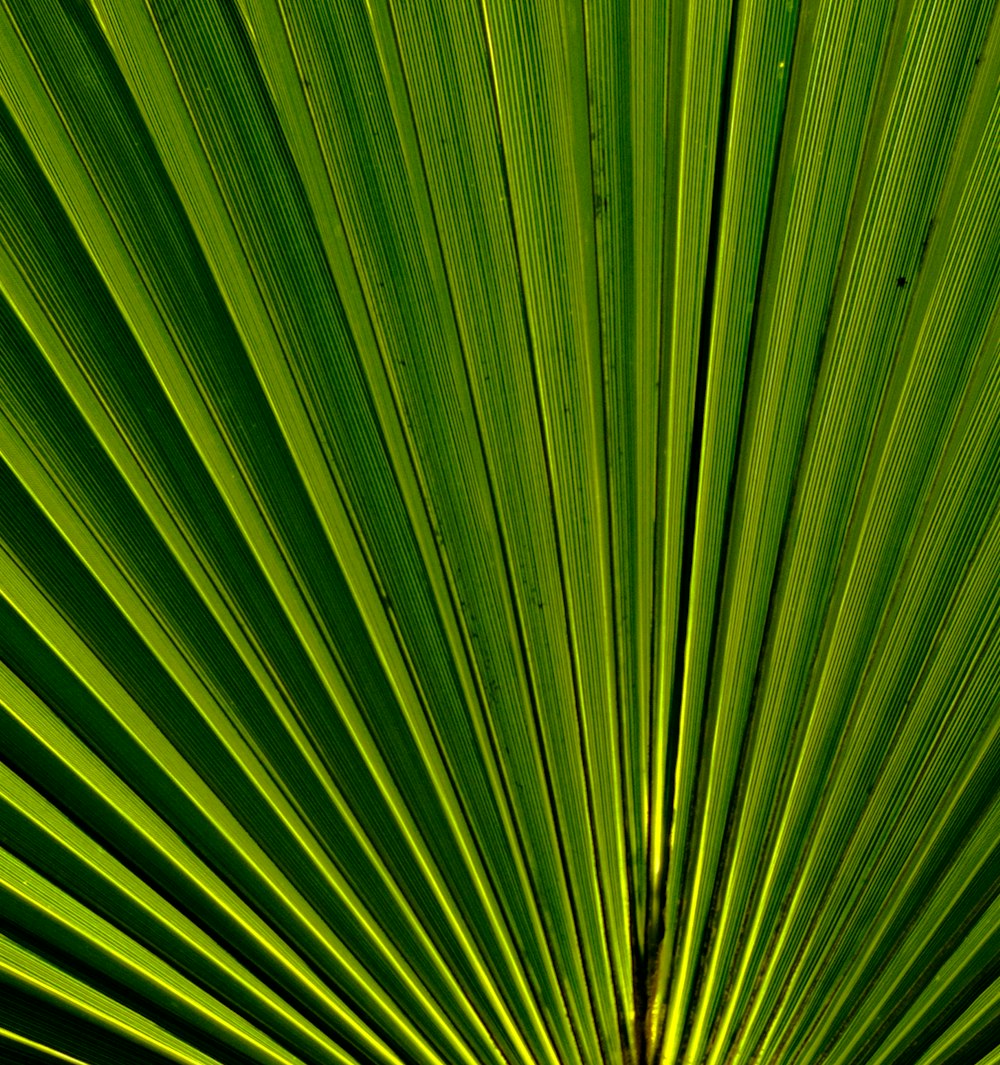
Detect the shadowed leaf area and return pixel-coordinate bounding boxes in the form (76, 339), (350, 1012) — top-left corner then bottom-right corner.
(1, 0), (999, 1063)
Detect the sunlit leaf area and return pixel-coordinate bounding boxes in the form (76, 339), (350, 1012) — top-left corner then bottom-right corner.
(1, 0), (999, 1063)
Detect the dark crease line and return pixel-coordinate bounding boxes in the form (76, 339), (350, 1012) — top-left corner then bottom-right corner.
(681, 7), (803, 1050)
(641, 0), (686, 1016)
(650, 2), (740, 1059)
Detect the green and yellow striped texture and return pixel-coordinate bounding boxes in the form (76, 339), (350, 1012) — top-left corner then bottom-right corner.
(1, 0), (998, 1063)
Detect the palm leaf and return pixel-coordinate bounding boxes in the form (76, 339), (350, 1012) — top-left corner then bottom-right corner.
(0, 1), (998, 1063)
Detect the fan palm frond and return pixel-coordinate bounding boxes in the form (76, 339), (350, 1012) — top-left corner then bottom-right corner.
(1, 1), (998, 1064)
